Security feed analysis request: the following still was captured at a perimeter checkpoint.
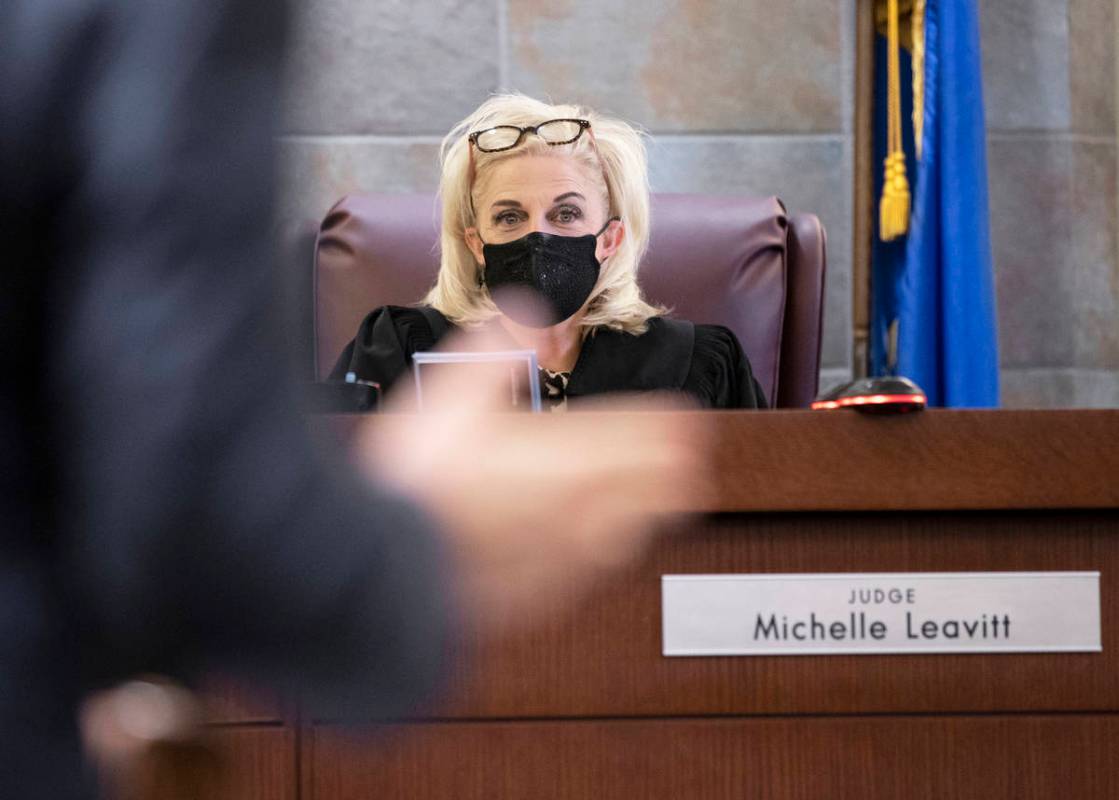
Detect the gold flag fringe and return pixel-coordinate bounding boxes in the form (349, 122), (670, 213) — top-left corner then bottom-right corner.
(879, 0), (910, 242)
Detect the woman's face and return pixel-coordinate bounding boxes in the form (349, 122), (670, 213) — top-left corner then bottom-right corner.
(464, 153), (622, 266)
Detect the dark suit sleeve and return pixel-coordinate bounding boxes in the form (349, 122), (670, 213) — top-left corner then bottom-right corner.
(45, 0), (450, 718)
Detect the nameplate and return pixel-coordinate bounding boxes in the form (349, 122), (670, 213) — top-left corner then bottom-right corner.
(661, 572), (1101, 656)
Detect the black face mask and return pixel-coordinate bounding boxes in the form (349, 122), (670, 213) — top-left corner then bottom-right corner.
(480, 218), (618, 327)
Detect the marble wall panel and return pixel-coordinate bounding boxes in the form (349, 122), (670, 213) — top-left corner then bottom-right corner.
(1069, 141), (1119, 368)
(979, 0), (1071, 131)
(1001, 367), (1119, 407)
(987, 137), (1077, 367)
(1068, 0), (1116, 134)
(837, 0), (857, 134)
(648, 136), (852, 370)
(819, 366), (855, 394)
(277, 138), (443, 226)
(988, 136), (1119, 372)
(282, 0), (499, 135)
(505, 0), (844, 133)
(982, 0), (1119, 405)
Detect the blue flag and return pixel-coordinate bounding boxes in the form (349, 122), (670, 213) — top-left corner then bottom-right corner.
(871, 0), (1000, 407)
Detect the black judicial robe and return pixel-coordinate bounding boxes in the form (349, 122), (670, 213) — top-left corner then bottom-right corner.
(331, 306), (768, 409)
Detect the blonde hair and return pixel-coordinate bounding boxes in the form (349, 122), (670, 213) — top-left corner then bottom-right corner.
(422, 93), (664, 334)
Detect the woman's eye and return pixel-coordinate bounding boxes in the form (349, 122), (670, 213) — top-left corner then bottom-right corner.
(493, 211), (523, 226)
(552, 205), (583, 224)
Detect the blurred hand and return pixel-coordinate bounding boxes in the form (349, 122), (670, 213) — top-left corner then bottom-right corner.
(355, 322), (713, 635)
(79, 679), (216, 800)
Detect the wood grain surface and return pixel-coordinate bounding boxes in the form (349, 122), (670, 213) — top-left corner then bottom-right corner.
(306, 714), (1119, 800)
(212, 410), (1119, 726)
(137, 726), (295, 800)
(701, 409), (1119, 511)
(330, 510), (1118, 720)
(208, 727), (296, 800)
(351, 409), (1119, 512)
(228, 411), (1119, 798)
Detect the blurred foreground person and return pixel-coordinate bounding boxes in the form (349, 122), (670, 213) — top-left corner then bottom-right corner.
(0, 1), (708, 797)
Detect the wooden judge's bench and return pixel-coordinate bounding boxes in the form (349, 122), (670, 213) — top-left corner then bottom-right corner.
(201, 409), (1119, 799)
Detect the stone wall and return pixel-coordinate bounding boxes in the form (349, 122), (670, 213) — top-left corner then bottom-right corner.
(981, 0), (1119, 406)
(279, 0), (1118, 407)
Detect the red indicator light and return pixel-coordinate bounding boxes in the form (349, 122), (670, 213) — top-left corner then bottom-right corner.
(811, 394), (927, 411)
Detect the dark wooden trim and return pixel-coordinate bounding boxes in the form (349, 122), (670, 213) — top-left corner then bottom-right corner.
(306, 715), (1119, 799)
(206, 727), (296, 800)
(700, 409), (1119, 512)
(447, 410), (1119, 512)
(354, 410), (1119, 512)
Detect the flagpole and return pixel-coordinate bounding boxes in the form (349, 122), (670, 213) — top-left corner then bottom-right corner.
(852, 0), (877, 380)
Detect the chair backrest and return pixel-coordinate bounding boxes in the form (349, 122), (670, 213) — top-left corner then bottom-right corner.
(313, 193), (826, 407)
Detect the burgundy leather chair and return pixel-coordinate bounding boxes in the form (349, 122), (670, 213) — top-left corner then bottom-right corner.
(313, 193), (826, 407)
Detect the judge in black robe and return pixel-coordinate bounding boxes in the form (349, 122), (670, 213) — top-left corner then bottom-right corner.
(330, 96), (768, 411)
